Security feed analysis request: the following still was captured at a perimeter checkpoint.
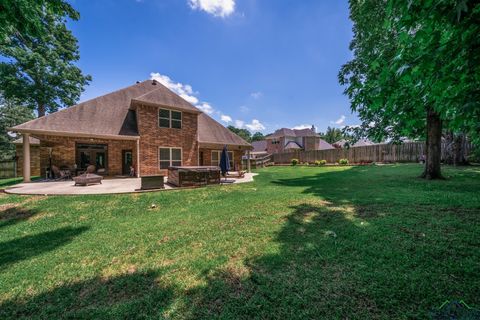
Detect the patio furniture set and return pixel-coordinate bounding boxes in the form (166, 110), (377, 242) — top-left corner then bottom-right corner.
(49, 164), (104, 186)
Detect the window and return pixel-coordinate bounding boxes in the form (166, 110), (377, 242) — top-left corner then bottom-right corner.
(159, 108), (182, 129)
(159, 147), (182, 169)
(211, 150), (234, 169)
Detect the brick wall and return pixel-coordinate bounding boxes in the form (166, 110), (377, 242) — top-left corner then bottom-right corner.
(266, 137), (286, 154)
(304, 136), (320, 151)
(15, 145), (41, 177)
(27, 135), (137, 177)
(137, 105), (198, 176)
(199, 148), (243, 171)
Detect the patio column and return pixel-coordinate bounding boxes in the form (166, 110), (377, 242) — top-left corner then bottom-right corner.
(247, 150), (251, 173)
(22, 133), (31, 182)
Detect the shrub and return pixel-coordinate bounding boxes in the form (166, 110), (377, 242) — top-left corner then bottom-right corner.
(291, 158), (299, 166)
(339, 158), (349, 165)
(315, 160), (327, 166)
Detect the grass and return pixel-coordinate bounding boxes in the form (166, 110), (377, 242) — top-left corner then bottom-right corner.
(0, 164), (479, 319)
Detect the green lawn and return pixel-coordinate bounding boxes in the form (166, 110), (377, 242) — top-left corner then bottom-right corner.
(0, 164), (479, 319)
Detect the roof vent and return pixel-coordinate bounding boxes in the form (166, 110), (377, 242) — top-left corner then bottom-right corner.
(152, 79), (157, 85)
(136, 81), (140, 84)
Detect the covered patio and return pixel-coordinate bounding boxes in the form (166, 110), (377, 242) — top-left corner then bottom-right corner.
(4, 173), (257, 195)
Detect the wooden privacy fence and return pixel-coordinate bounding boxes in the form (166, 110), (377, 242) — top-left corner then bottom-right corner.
(272, 142), (471, 164)
(0, 160), (16, 178)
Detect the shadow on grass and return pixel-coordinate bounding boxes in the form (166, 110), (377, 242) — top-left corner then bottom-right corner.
(0, 269), (174, 319)
(0, 226), (89, 268)
(0, 206), (40, 230)
(1, 166), (478, 319)
(182, 166), (480, 319)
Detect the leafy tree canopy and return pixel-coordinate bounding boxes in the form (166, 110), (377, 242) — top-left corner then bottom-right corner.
(227, 125), (253, 142)
(0, 0), (91, 117)
(319, 126), (350, 144)
(251, 132), (265, 142)
(339, 0), (480, 178)
(0, 96), (35, 160)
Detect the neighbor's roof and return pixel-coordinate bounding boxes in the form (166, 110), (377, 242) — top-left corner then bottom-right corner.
(284, 141), (302, 149)
(251, 140), (267, 152)
(334, 139), (375, 148)
(318, 139), (335, 150)
(267, 127), (318, 138)
(10, 80), (200, 139)
(198, 113), (251, 147)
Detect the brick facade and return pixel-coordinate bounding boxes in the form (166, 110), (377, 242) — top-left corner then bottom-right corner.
(19, 134), (138, 177)
(137, 104), (198, 176)
(266, 137), (286, 154)
(199, 148), (244, 171)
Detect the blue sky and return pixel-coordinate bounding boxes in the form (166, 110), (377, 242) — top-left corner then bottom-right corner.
(70, 0), (356, 133)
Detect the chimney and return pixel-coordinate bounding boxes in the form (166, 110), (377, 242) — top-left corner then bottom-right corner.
(311, 125), (316, 133)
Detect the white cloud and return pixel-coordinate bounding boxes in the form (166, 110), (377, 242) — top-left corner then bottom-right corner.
(150, 72), (199, 104)
(235, 120), (245, 128)
(197, 102), (214, 114)
(245, 119), (265, 131)
(292, 124), (311, 130)
(333, 115), (346, 125)
(250, 91), (262, 99)
(188, 0), (235, 17)
(239, 105), (249, 113)
(221, 114), (232, 123)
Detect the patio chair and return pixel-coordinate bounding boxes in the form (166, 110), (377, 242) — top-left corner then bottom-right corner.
(86, 165), (96, 174)
(51, 165), (71, 181)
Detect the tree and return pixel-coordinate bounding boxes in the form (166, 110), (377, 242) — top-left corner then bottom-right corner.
(319, 126), (346, 144)
(0, 0), (79, 44)
(0, 96), (35, 160)
(251, 132), (265, 142)
(227, 125), (252, 142)
(339, 0), (480, 179)
(0, 1), (90, 117)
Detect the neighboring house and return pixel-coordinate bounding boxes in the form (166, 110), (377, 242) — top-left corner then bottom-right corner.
(264, 126), (334, 153)
(334, 139), (375, 148)
(12, 80), (252, 181)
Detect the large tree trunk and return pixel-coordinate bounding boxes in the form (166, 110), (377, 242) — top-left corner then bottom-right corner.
(420, 109), (443, 179)
(37, 104), (45, 117)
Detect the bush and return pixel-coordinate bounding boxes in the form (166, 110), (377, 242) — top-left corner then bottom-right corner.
(339, 158), (349, 165)
(291, 158), (299, 166)
(315, 160), (327, 166)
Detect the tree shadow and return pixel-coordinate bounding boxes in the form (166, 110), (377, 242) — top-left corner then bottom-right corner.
(184, 202), (378, 319)
(181, 166), (480, 318)
(0, 206), (40, 230)
(0, 269), (174, 319)
(0, 226), (89, 268)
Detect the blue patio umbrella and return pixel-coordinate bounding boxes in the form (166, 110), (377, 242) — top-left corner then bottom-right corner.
(219, 145), (230, 177)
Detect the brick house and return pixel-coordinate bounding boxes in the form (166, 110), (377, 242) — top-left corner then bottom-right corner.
(12, 80), (252, 181)
(264, 126), (334, 154)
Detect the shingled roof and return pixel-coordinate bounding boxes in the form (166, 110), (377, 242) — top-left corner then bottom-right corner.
(198, 113), (251, 147)
(267, 127), (318, 138)
(11, 80), (251, 147)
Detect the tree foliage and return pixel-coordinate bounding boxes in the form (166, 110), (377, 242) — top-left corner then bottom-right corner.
(251, 132), (265, 142)
(0, 0), (79, 44)
(319, 126), (348, 144)
(0, 0), (91, 117)
(339, 0), (480, 178)
(227, 125), (252, 142)
(0, 96), (35, 160)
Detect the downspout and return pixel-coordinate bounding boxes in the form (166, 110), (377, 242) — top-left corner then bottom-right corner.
(136, 139), (140, 177)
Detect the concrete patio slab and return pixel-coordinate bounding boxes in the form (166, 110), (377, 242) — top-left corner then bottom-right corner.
(5, 173), (258, 195)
